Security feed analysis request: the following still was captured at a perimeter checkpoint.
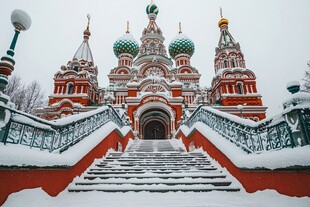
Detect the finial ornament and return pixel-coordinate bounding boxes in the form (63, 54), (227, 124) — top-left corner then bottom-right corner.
(179, 22), (182, 34)
(220, 7), (223, 18)
(87, 14), (91, 29)
(218, 7), (229, 28)
(126, 21), (130, 33)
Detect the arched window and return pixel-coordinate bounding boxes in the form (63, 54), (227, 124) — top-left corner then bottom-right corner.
(150, 44), (155, 53)
(67, 83), (74, 94)
(158, 45), (162, 54)
(231, 59), (236, 68)
(236, 82), (243, 94)
(73, 65), (78, 72)
(224, 59), (228, 68)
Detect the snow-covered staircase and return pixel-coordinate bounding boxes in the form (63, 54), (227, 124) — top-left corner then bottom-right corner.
(68, 139), (241, 192)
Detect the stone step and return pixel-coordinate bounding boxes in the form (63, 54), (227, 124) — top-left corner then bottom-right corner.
(74, 179), (232, 186)
(102, 163), (213, 167)
(88, 167), (217, 171)
(100, 160), (211, 164)
(68, 184), (240, 192)
(105, 156), (208, 159)
(83, 173), (227, 180)
(86, 169), (221, 175)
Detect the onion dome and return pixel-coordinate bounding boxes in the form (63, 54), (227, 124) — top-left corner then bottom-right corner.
(168, 27), (195, 59)
(113, 22), (139, 58)
(146, 2), (159, 15)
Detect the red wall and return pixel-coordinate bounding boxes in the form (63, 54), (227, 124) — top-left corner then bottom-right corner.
(0, 129), (133, 205)
(178, 130), (310, 197)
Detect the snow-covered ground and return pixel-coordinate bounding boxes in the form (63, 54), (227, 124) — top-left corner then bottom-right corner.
(3, 188), (310, 207)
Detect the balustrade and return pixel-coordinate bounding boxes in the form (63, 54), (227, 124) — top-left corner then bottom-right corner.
(183, 105), (309, 153)
(0, 105), (129, 153)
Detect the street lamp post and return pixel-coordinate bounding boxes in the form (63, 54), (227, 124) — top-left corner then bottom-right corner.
(0, 10), (31, 139)
(0, 10), (31, 104)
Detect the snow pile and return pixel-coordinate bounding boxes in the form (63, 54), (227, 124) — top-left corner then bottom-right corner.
(282, 91), (310, 110)
(0, 122), (132, 167)
(179, 122), (310, 170)
(3, 188), (310, 207)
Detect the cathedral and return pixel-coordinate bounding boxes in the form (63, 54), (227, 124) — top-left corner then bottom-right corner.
(36, 2), (267, 139)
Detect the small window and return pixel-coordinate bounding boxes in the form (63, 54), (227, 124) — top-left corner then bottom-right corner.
(224, 60), (228, 68)
(237, 82), (243, 94)
(231, 59), (236, 68)
(73, 66), (78, 72)
(158, 45), (162, 54)
(150, 44), (155, 53)
(68, 83), (74, 94)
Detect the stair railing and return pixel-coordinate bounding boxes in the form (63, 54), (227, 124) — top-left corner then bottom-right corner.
(0, 104), (129, 153)
(183, 105), (309, 153)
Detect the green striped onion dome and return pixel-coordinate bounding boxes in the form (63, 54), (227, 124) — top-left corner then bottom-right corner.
(113, 33), (139, 58)
(146, 3), (159, 15)
(169, 33), (195, 59)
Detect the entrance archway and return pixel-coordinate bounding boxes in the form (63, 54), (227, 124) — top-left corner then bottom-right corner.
(133, 101), (176, 139)
(143, 120), (166, 139)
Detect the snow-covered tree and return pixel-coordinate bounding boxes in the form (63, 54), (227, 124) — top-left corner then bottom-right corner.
(302, 62), (310, 92)
(23, 81), (45, 114)
(5, 74), (45, 114)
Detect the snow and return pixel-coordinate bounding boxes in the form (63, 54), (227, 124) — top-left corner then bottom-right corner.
(3, 188), (310, 207)
(178, 122), (310, 170)
(116, 33), (138, 44)
(170, 33), (194, 44)
(0, 122), (132, 167)
(51, 105), (108, 125)
(286, 80), (300, 88)
(12, 114), (53, 130)
(282, 91), (310, 110)
(170, 80), (183, 86)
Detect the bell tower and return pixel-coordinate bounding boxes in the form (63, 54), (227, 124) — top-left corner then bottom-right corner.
(208, 9), (267, 121)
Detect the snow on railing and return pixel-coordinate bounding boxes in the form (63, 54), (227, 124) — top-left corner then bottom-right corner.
(0, 104), (130, 153)
(183, 105), (310, 153)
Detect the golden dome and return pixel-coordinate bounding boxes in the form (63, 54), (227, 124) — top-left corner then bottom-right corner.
(218, 17), (229, 28)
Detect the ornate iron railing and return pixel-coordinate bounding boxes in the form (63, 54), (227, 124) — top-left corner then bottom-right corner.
(183, 105), (308, 153)
(0, 105), (129, 153)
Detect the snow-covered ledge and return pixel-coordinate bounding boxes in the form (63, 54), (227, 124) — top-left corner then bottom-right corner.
(178, 122), (310, 170)
(0, 122), (131, 167)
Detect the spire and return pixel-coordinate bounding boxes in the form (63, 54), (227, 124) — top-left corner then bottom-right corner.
(126, 21), (130, 33)
(179, 22), (182, 34)
(217, 9), (238, 50)
(214, 10), (245, 71)
(83, 14), (91, 40)
(73, 14), (94, 63)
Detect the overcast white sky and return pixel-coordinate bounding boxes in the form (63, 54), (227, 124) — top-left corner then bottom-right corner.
(0, 0), (309, 117)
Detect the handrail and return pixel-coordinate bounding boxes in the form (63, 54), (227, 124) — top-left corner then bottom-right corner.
(183, 105), (298, 153)
(0, 104), (129, 153)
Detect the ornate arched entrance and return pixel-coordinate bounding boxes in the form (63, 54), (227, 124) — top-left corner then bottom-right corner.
(133, 101), (176, 140)
(143, 120), (166, 139)
(140, 108), (170, 139)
